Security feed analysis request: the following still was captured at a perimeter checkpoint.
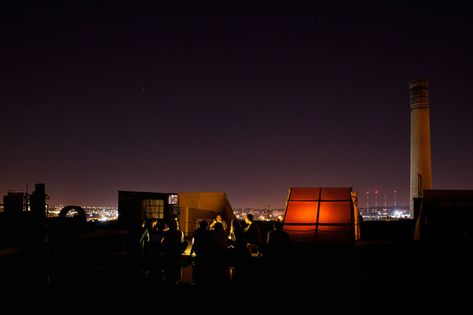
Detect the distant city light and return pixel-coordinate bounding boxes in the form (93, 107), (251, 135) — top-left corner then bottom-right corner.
(360, 206), (409, 220)
(47, 205), (118, 221)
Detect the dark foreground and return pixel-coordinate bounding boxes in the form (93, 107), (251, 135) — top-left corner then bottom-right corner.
(1, 226), (472, 309)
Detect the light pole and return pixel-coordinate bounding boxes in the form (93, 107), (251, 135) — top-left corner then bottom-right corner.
(374, 190), (378, 209)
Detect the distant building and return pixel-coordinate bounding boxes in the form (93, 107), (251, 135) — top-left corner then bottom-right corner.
(118, 190), (178, 227)
(3, 191), (28, 216)
(414, 190), (473, 241)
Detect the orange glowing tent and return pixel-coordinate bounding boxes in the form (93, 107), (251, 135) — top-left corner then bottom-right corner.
(283, 187), (360, 243)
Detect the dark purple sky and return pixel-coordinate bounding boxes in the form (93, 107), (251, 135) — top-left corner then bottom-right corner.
(1, 2), (472, 208)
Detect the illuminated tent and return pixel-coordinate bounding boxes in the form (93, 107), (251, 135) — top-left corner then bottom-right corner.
(178, 192), (235, 238)
(283, 187), (361, 243)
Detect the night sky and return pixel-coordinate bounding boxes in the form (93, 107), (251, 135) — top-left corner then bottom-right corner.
(1, 2), (472, 208)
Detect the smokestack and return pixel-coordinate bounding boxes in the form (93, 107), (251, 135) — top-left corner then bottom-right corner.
(409, 79), (432, 218)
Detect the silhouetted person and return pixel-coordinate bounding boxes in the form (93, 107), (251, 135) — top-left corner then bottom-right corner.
(142, 219), (165, 281)
(228, 219), (247, 251)
(265, 220), (291, 287)
(267, 220), (290, 259)
(206, 222), (229, 284)
(139, 220), (151, 256)
(191, 220), (209, 257)
(161, 218), (186, 285)
(228, 219), (250, 282)
(244, 214), (262, 255)
(190, 220), (210, 283)
(137, 219), (152, 278)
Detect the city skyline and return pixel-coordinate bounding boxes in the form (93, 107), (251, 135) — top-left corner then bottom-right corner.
(1, 3), (472, 209)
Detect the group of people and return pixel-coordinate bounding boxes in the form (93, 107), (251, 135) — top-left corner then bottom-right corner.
(137, 213), (290, 286)
(190, 213), (290, 284)
(138, 217), (188, 285)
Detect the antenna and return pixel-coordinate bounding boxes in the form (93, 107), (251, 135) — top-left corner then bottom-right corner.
(384, 191), (387, 209)
(393, 189), (397, 209)
(25, 183), (29, 212)
(374, 190), (378, 209)
(366, 191), (369, 209)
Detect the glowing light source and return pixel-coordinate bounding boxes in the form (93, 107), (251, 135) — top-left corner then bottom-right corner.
(283, 187), (360, 243)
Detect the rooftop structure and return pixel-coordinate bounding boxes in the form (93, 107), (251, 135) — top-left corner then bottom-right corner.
(282, 187), (361, 243)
